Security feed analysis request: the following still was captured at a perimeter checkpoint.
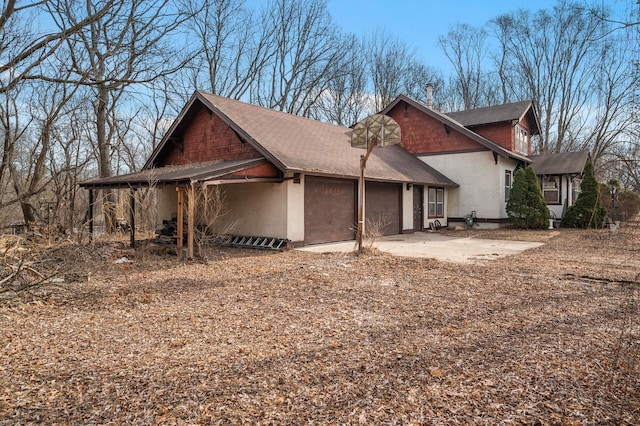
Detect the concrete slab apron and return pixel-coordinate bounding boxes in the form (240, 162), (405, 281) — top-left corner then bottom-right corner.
(297, 232), (544, 264)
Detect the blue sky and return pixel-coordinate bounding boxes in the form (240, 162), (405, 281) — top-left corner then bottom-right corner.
(325, 0), (620, 73)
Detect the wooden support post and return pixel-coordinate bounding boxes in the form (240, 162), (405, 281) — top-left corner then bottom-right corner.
(129, 189), (136, 248)
(88, 189), (94, 242)
(187, 183), (195, 259)
(176, 187), (184, 260)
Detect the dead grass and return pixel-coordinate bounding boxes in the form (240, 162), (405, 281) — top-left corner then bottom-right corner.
(1, 227), (638, 424)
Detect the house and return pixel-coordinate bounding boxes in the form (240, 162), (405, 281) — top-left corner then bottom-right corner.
(80, 91), (588, 253)
(381, 95), (536, 228)
(81, 91), (457, 254)
(528, 151), (590, 222)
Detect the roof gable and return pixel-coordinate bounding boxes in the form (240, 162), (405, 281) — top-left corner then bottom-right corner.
(146, 91), (457, 187)
(446, 100), (540, 135)
(380, 95), (530, 163)
(528, 151), (590, 175)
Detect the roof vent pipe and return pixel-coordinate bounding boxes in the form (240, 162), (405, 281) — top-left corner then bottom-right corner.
(426, 82), (433, 109)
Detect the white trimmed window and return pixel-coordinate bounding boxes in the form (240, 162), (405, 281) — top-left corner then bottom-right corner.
(515, 125), (528, 155)
(505, 170), (512, 201)
(542, 176), (560, 204)
(571, 179), (581, 205)
(428, 187), (444, 218)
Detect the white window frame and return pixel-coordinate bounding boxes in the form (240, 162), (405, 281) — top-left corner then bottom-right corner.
(428, 187), (444, 218)
(505, 170), (512, 201)
(571, 178), (581, 205)
(515, 124), (528, 155)
(542, 176), (561, 204)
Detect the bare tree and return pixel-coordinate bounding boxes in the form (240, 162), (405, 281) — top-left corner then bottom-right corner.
(254, 0), (344, 116)
(402, 63), (446, 111)
(307, 34), (371, 126)
(491, 2), (603, 154)
(48, 0), (196, 232)
(0, 0), (115, 93)
(48, 99), (94, 233)
(366, 29), (417, 111)
(184, 0), (274, 100)
(439, 23), (497, 110)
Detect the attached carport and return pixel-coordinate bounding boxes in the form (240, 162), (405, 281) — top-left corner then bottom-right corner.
(79, 158), (281, 259)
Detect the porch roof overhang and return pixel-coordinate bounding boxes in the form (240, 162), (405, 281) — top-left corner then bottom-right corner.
(78, 158), (280, 189)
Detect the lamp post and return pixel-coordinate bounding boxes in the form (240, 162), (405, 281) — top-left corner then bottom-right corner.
(610, 184), (617, 223)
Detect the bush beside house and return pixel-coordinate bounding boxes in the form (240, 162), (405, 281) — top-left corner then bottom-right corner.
(507, 166), (550, 229)
(561, 159), (606, 228)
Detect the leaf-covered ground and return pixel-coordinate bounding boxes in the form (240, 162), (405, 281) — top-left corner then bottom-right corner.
(1, 227), (639, 424)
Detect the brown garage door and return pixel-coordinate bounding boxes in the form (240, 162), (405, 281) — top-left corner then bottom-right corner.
(305, 176), (356, 244)
(365, 181), (402, 236)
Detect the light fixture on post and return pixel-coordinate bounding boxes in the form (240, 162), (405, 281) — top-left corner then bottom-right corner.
(610, 183), (617, 222)
(406, 183), (412, 190)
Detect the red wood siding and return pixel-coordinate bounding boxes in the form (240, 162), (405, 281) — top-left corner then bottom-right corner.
(386, 102), (484, 155)
(228, 163), (280, 178)
(471, 122), (514, 152)
(159, 104), (262, 166)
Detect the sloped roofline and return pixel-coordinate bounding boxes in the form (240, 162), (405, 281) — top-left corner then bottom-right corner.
(445, 100), (541, 136)
(528, 150), (590, 175)
(143, 91), (288, 172)
(143, 91), (457, 187)
(379, 95), (531, 164)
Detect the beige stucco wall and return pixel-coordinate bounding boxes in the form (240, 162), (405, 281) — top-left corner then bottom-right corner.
(224, 181), (288, 238)
(286, 175), (305, 243)
(156, 186), (178, 226)
(419, 151), (517, 223)
(402, 183), (413, 231)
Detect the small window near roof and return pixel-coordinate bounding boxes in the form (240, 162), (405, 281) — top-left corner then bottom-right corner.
(542, 176), (560, 204)
(515, 124), (528, 155)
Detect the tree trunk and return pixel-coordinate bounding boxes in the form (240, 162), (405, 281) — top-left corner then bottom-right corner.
(96, 83), (117, 233)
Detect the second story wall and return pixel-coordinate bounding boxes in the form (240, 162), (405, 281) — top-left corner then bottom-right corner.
(386, 101), (483, 155)
(468, 122), (514, 152)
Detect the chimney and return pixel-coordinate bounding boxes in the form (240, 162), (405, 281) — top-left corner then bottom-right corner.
(426, 82), (433, 109)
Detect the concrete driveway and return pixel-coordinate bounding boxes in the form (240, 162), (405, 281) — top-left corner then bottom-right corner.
(297, 231), (544, 263)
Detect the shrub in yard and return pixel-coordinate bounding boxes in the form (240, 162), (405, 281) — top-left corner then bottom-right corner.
(507, 166), (550, 229)
(561, 158), (606, 228)
(599, 180), (640, 223)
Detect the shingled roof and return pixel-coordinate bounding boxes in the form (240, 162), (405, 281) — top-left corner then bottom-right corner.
(142, 91), (457, 187)
(528, 151), (590, 175)
(380, 95), (531, 164)
(79, 158), (270, 189)
(446, 100), (540, 135)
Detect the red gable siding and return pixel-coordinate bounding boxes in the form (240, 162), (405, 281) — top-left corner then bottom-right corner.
(158, 104), (262, 166)
(470, 122), (514, 152)
(386, 102), (484, 155)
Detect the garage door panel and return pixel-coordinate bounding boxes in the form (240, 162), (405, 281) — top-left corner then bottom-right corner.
(365, 182), (401, 236)
(305, 177), (356, 244)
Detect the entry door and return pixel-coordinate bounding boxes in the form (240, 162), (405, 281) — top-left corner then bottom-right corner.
(413, 185), (423, 231)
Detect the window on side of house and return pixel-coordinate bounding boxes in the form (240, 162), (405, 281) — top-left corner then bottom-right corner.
(571, 178), (581, 205)
(505, 170), (512, 201)
(428, 187), (444, 218)
(542, 176), (560, 204)
(515, 125), (528, 155)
